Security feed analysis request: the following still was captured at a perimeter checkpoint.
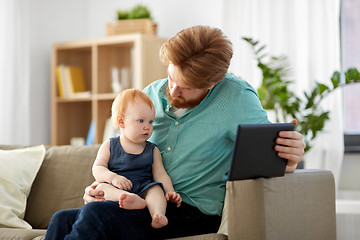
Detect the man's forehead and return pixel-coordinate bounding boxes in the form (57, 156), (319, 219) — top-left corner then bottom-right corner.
(167, 64), (190, 88)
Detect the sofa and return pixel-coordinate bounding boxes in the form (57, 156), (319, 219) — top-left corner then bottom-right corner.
(0, 144), (337, 240)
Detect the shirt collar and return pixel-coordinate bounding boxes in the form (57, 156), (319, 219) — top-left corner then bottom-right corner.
(159, 78), (169, 101)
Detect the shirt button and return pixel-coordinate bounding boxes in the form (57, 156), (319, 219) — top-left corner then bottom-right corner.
(175, 121), (179, 125)
(167, 147), (172, 151)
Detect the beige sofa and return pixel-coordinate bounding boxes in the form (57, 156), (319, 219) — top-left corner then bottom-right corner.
(0, 145), (337, 240)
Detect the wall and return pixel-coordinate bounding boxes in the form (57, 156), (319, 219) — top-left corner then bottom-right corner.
(27, 0), (88, 144)
(339, 153), (360, 191)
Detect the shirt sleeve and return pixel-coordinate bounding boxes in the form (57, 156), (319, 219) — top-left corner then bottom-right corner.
(228, 86), (271, 141)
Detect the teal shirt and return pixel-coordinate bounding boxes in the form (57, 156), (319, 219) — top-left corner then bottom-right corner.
(143, 73), (270, 216)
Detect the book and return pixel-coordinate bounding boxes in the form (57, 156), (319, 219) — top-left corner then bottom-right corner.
(56, 65), (89, 98)
(56, 64), (71, 98)
(86, 121), (95, 145)
(65, 66), (86, 93)
(55, 66), (65, 98)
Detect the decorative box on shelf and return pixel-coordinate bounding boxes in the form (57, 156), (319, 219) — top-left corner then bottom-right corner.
(106, 19), (157, 36)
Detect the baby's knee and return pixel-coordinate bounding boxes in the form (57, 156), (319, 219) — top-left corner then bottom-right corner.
(95, 182), (107, 191)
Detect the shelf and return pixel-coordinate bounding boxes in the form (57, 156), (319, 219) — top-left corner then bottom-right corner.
(51, 34), (167, 145)
(94, 93), (118, 100)
(56, 97), (92, 103)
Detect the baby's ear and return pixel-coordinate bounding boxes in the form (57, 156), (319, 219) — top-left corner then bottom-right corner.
(118, 115), (125, 128)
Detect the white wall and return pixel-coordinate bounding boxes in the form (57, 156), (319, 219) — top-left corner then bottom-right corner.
(27, 0), (88, 144)
(339, 154), (360, 191)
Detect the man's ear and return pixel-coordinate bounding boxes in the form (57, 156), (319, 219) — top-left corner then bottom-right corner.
(118, 115), (125, 128)
(208, 82), (219, 90)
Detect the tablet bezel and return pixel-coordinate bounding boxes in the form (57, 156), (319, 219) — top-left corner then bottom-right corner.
(228, 123), (295, 181)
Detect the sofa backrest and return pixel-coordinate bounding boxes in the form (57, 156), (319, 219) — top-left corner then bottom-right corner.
(0, 145), (101, 229)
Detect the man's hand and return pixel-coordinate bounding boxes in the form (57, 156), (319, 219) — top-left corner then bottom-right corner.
(165, 192), (182, 207)
(275, 119), (306, 172)
(83, 181), (105, 204)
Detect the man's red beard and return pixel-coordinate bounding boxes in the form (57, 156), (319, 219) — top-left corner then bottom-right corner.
(166, 86), (209, 108)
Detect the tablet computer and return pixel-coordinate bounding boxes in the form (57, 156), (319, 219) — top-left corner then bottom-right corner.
(228, 123), (295, 181)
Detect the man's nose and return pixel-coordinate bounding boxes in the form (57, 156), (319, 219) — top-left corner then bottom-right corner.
(170, 85), (181, 98)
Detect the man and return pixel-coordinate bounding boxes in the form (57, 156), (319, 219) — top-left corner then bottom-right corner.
(46, 25), (305, 240)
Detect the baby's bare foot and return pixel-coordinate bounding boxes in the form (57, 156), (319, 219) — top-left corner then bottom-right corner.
(119, 194), (146, 209)
(151, 213), (168, 229)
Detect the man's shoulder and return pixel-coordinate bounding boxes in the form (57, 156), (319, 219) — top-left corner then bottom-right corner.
(222, 73), (254, 90)
(212, 73), (258, 99)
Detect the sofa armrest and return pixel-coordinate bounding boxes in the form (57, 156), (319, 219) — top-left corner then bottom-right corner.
(226, 170), (336, 240)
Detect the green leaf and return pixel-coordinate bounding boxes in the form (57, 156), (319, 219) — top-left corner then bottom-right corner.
(317, 83), (329, 95)
(242, 37), (253, 44)
(255, 45), (266, 55)
(258, 53), (267, 60)
(304, 88), (318, 109)
(346, 68), (360, 82)
(129, 4), (152, 19)
(117, 10), (129, 20)
(330, 71), (340, 88)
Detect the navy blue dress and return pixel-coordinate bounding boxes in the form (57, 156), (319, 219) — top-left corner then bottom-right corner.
(108, 137), (164, 198)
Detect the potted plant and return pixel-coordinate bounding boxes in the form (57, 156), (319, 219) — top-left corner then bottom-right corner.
(243, 37), (360, 153)
(106, 4), (157, 36)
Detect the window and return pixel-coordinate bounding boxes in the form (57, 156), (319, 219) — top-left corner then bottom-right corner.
(341, 0), (360, 152)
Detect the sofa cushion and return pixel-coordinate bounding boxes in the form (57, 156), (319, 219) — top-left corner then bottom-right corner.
(226, 170), (336, 240)
(170, 233), (227, 240)
(24, 145), (100, 229)
(0, 228), (46, 240)
(217, 193), (228, 235)
(0, 145), (46, 229)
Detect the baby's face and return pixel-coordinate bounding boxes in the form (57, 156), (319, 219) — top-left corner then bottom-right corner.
(121, 99), (155, 144)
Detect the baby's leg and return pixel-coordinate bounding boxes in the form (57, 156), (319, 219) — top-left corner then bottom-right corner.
(145, 185), (168, 229)
(96, 183), (146, 209)
(119, 193), (146, 209)
(96, 182), (124, 201)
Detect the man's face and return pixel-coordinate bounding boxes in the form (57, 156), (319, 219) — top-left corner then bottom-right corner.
(166, 63), (209, 108)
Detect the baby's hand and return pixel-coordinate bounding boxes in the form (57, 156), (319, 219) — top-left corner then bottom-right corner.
(166, 192), (182, 207)
(111, 175), (132, 190)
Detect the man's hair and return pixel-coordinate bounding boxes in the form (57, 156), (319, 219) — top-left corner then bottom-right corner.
(160, 25), (233, 89)
(111, 89), (154, 130)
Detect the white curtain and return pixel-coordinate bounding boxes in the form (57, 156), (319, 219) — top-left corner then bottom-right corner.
(0, 0), (31, 145)
(223, 0), (343, 188)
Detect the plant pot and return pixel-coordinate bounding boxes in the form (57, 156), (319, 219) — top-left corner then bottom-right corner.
(106, 19), (157, 36)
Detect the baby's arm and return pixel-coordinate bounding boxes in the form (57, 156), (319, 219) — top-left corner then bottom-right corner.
(92, 140), (132, 190)
(152, 147), (182, 207)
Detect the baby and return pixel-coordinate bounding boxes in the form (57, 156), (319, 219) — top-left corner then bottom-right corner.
(92, 89), (181, 228)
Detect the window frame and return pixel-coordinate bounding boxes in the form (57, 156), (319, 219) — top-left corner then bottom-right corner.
(341, 0), (360, 153)
(344, 134), (360, 153)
